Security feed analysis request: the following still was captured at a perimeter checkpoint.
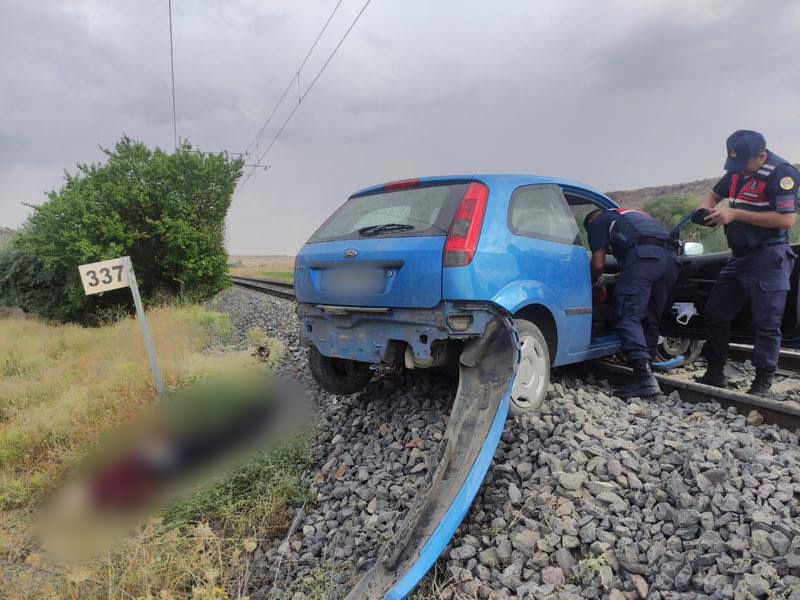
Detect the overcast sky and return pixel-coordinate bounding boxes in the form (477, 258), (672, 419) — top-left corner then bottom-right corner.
(2, 0), (799, 254)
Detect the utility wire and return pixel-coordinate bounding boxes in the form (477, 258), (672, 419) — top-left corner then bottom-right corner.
(168, 0), (178, 151)
(242, 0), (344, 159)
(238, 0), (372, 191)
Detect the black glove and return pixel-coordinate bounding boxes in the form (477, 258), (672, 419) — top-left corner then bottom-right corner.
(690, 208), (715, 227)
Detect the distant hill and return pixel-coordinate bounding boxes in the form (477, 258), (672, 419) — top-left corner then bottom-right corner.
(0, 227), (15, 249)
(608, 163), (800, 209)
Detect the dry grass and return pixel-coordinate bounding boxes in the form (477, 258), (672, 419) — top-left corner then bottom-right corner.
(0, 305), (237, 509)
(227, 255), (294, 270)
(0, 306), (310, 599)
(228, 268), (294, 283)
(228, 255), (295, 282)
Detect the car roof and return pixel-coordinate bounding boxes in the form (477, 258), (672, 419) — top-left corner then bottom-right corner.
(351, 174), (616, 206)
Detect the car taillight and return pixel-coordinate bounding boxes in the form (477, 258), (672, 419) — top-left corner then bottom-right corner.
(444, 182), (489, 267)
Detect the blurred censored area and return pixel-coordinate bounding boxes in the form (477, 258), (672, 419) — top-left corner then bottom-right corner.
(0, 306), (316, 598)
(40, 373), (310, 560)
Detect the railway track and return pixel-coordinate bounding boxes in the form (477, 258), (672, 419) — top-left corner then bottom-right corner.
(729, 342), (800, 375)
(230, 274), (799, 431)
(589, 361), (800, 431)
(229, 275), (296, 300)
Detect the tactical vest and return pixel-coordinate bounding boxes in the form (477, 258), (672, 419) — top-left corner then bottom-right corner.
(726, 156), (789, 250)
(607, 209), (669, 258)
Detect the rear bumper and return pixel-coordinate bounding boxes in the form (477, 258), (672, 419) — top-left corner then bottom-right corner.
(296, 301), (504, 364)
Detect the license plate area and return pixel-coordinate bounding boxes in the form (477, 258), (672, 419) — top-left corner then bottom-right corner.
(321, 268), (387, 295)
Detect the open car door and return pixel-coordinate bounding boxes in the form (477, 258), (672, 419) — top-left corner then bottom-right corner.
(660, 243), (800, 349)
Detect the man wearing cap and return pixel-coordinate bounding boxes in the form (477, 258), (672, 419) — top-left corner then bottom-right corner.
(584, 207), (680, 398)
(695, 130), (798, 395)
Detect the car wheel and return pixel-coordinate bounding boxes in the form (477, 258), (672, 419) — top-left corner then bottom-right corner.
(509, 319), (550, 416)
(656, 337), (704, 364)
(307, 345), (373, 395)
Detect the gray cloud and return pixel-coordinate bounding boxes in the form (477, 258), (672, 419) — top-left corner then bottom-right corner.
(2, 0), (799, 254)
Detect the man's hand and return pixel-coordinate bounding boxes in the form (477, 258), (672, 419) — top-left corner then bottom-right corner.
(593, 273), (619, 289)
(706, 205), (737, 226)
(691, 208), (715, 227)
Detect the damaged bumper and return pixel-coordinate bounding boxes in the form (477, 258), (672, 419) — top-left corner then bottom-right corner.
(346, 317), (520, 599)
(296, 301), (504, 365)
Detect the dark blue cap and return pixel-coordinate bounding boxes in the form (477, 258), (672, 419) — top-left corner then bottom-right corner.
(724, 130), (766, 172)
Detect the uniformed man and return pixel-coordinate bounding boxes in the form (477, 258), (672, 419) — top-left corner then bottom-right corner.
(584, 207), (680, 398)
(695, 130), (798, 395)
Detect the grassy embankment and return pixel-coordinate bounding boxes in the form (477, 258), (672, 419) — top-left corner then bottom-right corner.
(229, 268), (294, 283)
(0, 306), (310, 599)
(228, 256), (295, 283)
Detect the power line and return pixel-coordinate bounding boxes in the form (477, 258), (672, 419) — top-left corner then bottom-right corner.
(168, 0), (178, 151)
(238, 0), (372, 192)
(189, 149), (270, 171)
(243, 0), (344, 159)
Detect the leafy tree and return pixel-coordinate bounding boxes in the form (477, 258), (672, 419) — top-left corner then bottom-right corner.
(0, 136), (243, 321)
(644, 194), (728, 254)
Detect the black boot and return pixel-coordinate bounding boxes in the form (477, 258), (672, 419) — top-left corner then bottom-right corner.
(747, 368), (774, 396)
(696, 360), (726, 388)
(618, 360), (661, 399)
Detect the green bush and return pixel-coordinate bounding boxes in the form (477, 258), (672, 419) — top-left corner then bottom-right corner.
(0, 136), (243, 321)
(644, 194), (728, 254)
(0, 246), (72, 319)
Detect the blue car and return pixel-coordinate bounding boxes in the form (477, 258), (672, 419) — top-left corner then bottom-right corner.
(293, 174), (627, 412)
(294, 174), (800, 413)
(293, 174), (800, 599)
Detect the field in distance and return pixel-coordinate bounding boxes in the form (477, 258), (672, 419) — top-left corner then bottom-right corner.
(228, 254), (295, 282)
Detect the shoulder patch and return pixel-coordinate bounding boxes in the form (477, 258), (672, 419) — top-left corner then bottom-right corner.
(780, 176), (795, 190)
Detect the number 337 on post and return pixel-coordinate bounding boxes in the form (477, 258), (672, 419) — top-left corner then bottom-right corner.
(78, 257), (130, 295)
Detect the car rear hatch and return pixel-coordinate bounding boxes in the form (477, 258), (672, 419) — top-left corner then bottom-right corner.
(295, 178), (483, 308)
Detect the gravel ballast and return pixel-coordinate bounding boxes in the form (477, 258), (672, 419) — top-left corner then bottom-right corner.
(213, 287), (800, 599)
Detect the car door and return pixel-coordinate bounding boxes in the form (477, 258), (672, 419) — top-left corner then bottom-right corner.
(660, 243), (800, 348)
(505, 184), (594, 363)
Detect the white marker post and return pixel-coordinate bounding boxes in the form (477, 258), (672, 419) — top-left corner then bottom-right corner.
(78, 256), (165, 400)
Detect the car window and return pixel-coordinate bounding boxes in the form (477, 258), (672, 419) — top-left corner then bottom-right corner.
(567, 199), (601, 249)
(352, 206), (412, 230)
(508, 185), (579, 244)
(309, 183), (468, 243)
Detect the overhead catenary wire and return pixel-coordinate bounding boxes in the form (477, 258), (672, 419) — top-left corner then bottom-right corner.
(168, 0), (178, 151)
(242, 0), (345, 159)
(237, 0), (372, 192)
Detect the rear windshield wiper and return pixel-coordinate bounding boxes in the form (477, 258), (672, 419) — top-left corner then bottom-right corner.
(358, 223), (415, 237)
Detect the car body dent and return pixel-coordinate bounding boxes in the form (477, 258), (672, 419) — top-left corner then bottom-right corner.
(297, 301), (500, 365)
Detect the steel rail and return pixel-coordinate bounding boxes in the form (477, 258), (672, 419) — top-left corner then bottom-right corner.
(727, 344), (800, 375)
(589, 360), (800, 432)
(229, 276), (296, 300)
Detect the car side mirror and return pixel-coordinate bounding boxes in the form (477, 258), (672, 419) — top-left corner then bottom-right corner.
(683, 242), (704, 256)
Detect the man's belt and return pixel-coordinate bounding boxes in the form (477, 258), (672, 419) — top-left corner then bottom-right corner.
(637, 237), (678, 253)
(730, 240), (787, 258)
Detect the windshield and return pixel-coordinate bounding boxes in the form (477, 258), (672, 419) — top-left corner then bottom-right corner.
(308, 183), (469, 243)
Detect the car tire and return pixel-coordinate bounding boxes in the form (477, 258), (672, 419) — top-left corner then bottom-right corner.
(307, 345), (373, 395)
(656, 337), (704, 364)
(509, 318), (550, 416)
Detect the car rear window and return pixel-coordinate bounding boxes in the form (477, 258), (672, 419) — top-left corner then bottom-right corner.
(308, 183), (469, 243)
